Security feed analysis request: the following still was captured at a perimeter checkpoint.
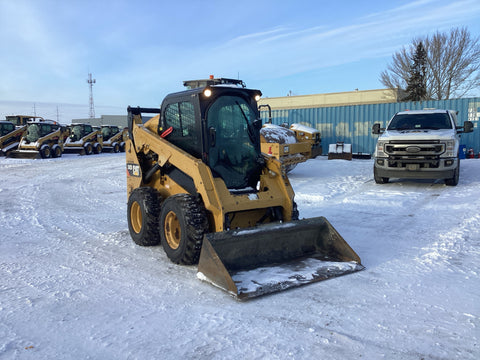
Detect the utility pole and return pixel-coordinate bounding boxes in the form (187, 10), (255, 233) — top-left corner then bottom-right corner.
(87, 73), (96, 119)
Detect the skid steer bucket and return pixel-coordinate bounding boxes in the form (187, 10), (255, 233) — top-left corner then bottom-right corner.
(197, 216), (364, 300)
(8, 150), (42, 159)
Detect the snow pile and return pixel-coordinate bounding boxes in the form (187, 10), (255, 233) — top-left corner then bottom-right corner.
(260, 124), (297, 144)
(290, 123), (319, 134)
(1, 154), (479, 359)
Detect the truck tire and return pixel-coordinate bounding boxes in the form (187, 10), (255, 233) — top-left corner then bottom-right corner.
(159, 194), (208, 265)
(127, 187), (161, 246)
(374, 166), (389, 184)
(113, 143), (120, 153)
(445, 161), (459, 186)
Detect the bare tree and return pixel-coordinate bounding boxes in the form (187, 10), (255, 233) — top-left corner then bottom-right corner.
(380, 27), (480, 100)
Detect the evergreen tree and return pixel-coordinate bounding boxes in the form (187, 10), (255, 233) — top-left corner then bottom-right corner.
(403, 42), (427, 101)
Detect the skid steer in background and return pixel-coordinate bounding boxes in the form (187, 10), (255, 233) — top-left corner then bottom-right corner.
(64, 123), (103, 155)
(259, 104), (321, 172)
(126, 78), (363, 299)
(0, 121), (26, 156)
(9, 119), (69, 159)
(101, 125), (127, 153)
(5, 115), (45, 127)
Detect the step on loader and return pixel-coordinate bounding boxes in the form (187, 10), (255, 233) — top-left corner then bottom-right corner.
(64, 123), (103, 155)
(8, 119), (69, 159)
(126, 78), (363, 300)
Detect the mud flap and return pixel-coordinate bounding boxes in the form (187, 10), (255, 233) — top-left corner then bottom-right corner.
(197, 216), (364, 300)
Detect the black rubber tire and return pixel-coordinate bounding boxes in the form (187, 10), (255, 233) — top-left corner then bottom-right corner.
(292, 201), (299, 220)
(40, 145), (51, 159)
(113, 143), (120, 153)
(94, 143), (102, 154)
(120, 142), (126, 152)
(84, 143), (93, 155)
(159, 194), (208, 265)
(445, 161), (459, 186)
(127, 187), (161, 246)
(374, 166), (389, 184)
(52, 145), (62, 158)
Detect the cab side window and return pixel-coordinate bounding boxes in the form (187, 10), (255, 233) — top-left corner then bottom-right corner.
(164, 101), (199, 157)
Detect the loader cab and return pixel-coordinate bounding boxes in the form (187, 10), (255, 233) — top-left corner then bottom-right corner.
(69, 124), (94, 141)
(0, 121), (15, 136)
(101, 125), (120, 141)
(25, 121), (60, 143)
(160, 86), (263, 189)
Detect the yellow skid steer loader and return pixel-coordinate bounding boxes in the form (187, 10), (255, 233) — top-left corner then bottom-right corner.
(9, 119), (68, 159)
(126, 78), (363, 299)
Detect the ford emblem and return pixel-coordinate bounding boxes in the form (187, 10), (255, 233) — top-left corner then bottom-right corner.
(406, 146), (421, 153)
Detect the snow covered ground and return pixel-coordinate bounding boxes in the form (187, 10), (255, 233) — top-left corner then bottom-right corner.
(1, 154), (479, 359)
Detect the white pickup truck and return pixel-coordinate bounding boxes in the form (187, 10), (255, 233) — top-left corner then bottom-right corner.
(372, 109), (474, 186)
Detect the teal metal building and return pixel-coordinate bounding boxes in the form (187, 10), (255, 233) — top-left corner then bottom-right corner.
(260, 97), (480, 155)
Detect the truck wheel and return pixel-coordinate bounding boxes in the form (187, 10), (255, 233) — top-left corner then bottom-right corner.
(374, 166), (389, 184)
(113, 143), (120, 153)
(159, 194), (208, 265)
(445, 162), (459, 186)
(84, 143), (93, 155)
(40, 145), (52, 159)
(127, 187), (161, 246)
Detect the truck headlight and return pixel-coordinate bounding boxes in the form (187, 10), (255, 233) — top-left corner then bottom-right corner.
(444, 140), (455, 157)
(376, 140), (387, 157)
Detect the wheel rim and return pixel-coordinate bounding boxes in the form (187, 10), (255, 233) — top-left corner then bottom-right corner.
(164, 211), (181, 250)
(130, 201), (142, 234)
(44, 148), (51, 158)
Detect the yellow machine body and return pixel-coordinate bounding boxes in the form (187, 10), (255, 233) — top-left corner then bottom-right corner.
(125, 81), (363, 299)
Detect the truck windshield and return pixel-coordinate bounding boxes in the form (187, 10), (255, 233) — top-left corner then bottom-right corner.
(388, 113), (452, 131)
(207, 95), (261, 189)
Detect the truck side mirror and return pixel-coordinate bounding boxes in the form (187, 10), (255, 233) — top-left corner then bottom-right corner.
(372, 123), (384, 135)
(461, 121), (474, 133)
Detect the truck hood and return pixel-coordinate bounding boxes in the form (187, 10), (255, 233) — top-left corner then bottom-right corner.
(380, 129), (456, 141)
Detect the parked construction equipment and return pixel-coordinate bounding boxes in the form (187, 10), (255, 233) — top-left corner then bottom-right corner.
(101, 125), (127, 153)
(259, 105), (321, 172)
(0, 121), (26, 156)
(9, 119), (69, 159)
(5, 115), (45, 127)
(64, 123), (103, 155)
(125, 77), (363, 299)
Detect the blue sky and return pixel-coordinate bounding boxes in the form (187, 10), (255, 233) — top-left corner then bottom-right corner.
(1, 0), (480, 120)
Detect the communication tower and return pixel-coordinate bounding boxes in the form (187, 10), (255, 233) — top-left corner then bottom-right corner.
(87, 73), (96, 119)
